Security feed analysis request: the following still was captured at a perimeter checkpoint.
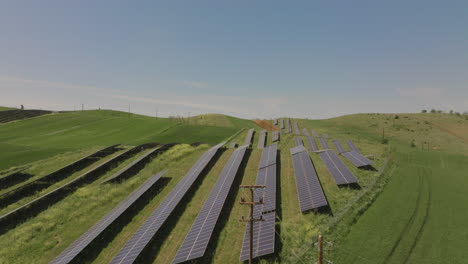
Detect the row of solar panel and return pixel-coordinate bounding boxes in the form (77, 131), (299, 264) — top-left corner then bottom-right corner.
(173, 145), (248, 263)
(240, 143), (278, 261)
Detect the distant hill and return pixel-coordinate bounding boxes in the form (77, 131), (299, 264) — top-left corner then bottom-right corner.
(0, 109), (257, 170)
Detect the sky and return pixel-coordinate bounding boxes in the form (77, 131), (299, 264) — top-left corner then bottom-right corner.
(1, 0), (467, 119)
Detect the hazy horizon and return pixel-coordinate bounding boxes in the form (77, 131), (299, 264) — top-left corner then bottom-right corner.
(1, 1), (467, 118)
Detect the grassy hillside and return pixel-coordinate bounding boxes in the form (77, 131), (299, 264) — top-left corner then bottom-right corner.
(0, 111), (466, 264)
(0, 110), (256, 171)
(0, 106), (16, 111)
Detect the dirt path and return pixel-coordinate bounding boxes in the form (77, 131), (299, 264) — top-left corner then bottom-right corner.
(253, 120), (279, 131)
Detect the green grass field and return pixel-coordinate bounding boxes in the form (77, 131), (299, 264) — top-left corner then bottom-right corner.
(0, 109), (466, 264)
(0, 110), (256, 171)
(0, 107), (16, 111)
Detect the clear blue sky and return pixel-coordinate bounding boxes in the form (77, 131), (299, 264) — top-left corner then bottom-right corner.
(1, 0), (467, 118)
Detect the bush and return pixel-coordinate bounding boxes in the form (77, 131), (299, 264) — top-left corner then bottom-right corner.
(394, 115), (399, 119)
(381, 138), (389, 144)
(411, 139), (416, 147)
(421, 109), (427, 113)
(430, 109), (436, 113)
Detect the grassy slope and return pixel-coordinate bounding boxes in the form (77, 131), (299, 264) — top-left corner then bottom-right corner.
(0, 110), (256, 171)
(0, 107), (16, 111)
(317, 113), (468, 264)
(0, 112), (466, 264)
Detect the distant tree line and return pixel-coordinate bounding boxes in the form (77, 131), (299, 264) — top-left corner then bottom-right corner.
(421, 108), (468, 119)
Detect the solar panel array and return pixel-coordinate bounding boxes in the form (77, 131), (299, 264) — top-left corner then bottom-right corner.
(302, 128), (310, 136)
(50, 170), (168, 264)
(332, 139), (346, 154)
(0, 146), (139, 227)
(319, 137), (330, 149)
(290, 146), (328, 212)
(307, 136), (319, 152)
(346, 140), (360, 154)
(272, 131), (280, 142)
(295, 137), (303, 147)
(318, 150), (358, 185)
(280, 119), (284, 129)
(173, 145), (248, 263)
(110, 142), (225, 264)
(286, 119), (291, 133)
(293, 122), (301, 135)
(342, 151), (373, 167)
(239, 144), (278, 261)
(228, 142), (238, 149)
(244, 129), (255, 146)
(0, 144), (120, 208)
(257, 130), (267, 149)
(312, 130), (319, 137)
(273, 119), (278, 125)
(102, 146), (164, 183)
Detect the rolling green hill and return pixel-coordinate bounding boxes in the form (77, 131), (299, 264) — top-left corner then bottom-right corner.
(0, 110), (256, 171)
(0, 107), (16, 111)
(0, 110), (466, 264)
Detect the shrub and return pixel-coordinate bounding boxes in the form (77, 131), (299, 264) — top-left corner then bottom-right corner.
(430, 109), (436, 113)
(381, 138), (389, 144)
(421, 109), (427, 113)
(411, 139), (416, 147)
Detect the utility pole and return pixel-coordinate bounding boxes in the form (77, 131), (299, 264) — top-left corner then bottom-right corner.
(239, 185), (265, 264)
(318, 234), (323, 264)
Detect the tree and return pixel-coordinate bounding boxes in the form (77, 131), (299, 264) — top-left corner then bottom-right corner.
(449, 110), (454, 114)
(430, 109), (436, 113)
(421, 109), (427, 113)
(437, 110), (443, 113)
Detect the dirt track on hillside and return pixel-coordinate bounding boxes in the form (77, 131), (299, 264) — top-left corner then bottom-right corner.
(253, 120), (280, 131)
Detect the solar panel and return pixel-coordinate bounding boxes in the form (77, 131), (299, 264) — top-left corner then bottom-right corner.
(332, 139), (346, 154)
(312, 130), (319, 137)
(293, 122), (301, 135)
(239, 144), (277, 261)
(172, 145), (248, 263)
(342, 151), (373, 167)
(302, 128), (310, 136)
(0, 145), (142, 233)
(346, 140), (360, 154)
(244, 129), (255, 146)
(110, 142), (225, 264)
(307, 136), (319, 152)
(0, 144), (120, 208)
(318, 150), (358, 185)
(319, 138), (330, 149)
(239, 212), (275, 261)
(50, 170), (168, 264)
(271, 131), (280, 142)
(280, 119), (284, 129)
(295, 137), (303, 147)
(257, 130), (267, 149)
(290, 146), (328, 212)
(323, 134), (329, 139)
(273, 119), (278, 125)
(102, 145), (168, 183)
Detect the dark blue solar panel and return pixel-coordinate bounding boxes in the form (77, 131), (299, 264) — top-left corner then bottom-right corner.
(244, 129), (255, 146)
(318, 150), (358, 185)
(307, 136), (319, 152)
(272, 131), (280, 142)
(342, 151), (373, 167)
(295, 137), (303, 147)
(346, 140), (360, 154)
(293, 122), (301, 135)
(290, 146), (328, 212)
(110, 142), (225, 264)
(50, 170), (167, 264)
(332, 139), (346, 154)
(257, 130), (267, 149)
(172, 145), (248, 263)
(319, 138), (330, 149)
(239, 144), (277, 261)
(280, 119), (284, 129)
